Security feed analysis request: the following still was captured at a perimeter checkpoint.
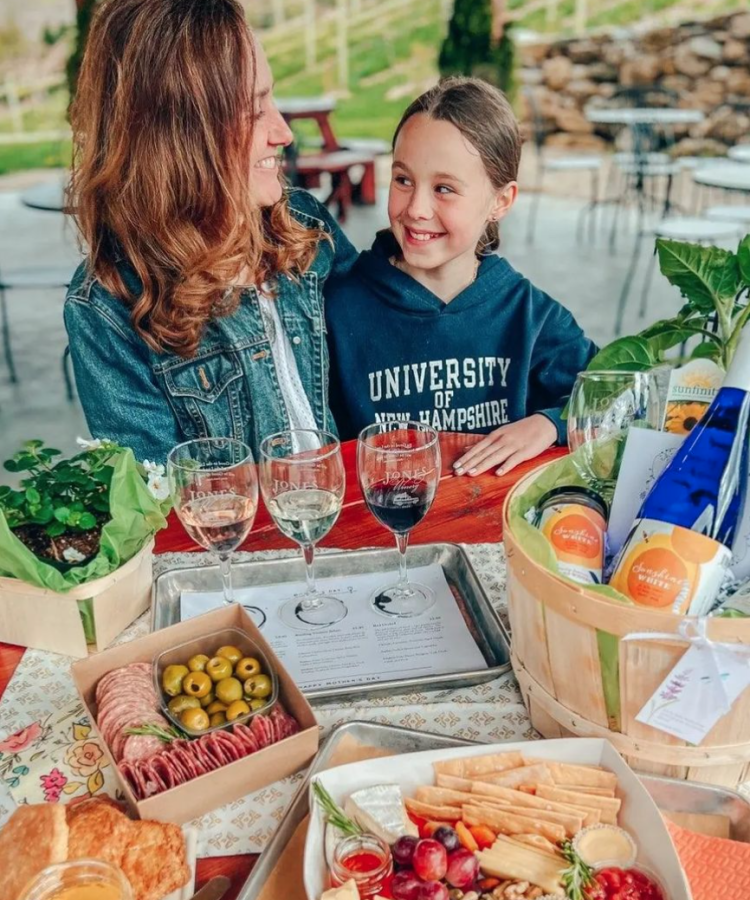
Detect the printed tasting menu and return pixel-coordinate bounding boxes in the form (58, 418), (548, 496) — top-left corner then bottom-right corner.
(180, 564), (488, 691)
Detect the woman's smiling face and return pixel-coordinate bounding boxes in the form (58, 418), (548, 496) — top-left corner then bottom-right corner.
(249, 41), (294, 207)
(388, 113), (503, 274)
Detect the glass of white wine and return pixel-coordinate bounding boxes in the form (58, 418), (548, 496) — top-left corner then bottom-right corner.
(167, 438), (265, 627)
(259, 429), (346, 630)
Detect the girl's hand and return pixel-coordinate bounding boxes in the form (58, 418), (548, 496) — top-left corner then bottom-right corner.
(453, 414), (558, 477)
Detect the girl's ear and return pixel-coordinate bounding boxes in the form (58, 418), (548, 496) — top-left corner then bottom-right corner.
(490, 181), (518, 222)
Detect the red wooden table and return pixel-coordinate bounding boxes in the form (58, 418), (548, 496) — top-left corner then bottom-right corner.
(0, 434), (564, 900)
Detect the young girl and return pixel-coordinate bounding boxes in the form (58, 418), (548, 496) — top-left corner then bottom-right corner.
(64, 0), (356, 463)
(325, 77), (596, 476)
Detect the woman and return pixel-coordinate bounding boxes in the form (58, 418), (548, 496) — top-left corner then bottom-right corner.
(64, 0), (357, 462)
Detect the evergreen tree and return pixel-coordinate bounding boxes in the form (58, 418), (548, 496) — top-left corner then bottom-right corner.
(438, 0), (515, 99)
(66, 0), (99, 103)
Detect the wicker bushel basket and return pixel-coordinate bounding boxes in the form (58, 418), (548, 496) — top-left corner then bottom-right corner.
(503, 462), (750, 788)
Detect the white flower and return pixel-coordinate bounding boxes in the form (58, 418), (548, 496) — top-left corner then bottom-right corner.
(142, 459), (166, 477)
(76, 437), (103, 451)
(62, 547), (87, 564)
(147, 474), (170, 502)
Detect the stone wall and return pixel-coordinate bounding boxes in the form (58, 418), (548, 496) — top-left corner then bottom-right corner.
(518, 11), (750, 156)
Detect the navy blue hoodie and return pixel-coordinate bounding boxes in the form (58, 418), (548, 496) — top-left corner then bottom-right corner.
(326, 231), (597, 441)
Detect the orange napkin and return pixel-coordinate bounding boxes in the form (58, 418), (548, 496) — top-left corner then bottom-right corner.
(668, 819), (750, 900)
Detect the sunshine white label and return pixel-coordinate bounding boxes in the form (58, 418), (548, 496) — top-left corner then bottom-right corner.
(538, 502), (606, 585)
(610, 518), (731, 616)
(662, 359), (723, 435)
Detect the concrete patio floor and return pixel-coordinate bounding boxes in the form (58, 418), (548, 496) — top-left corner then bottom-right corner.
(0, 164), (735, 459)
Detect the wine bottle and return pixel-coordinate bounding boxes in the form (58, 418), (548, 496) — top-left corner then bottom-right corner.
(609, 329), (750, 616)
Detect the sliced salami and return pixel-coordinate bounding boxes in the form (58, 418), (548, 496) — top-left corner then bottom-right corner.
(120, 734), (164, 763)
(231, 723), (259, 755)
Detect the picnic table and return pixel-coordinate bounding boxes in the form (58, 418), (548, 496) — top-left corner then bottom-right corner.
(277, 95), (378, 220)
(0, 434), (565, 900)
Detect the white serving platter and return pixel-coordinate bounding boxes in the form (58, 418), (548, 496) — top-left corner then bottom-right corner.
(303, 737), (693, 900)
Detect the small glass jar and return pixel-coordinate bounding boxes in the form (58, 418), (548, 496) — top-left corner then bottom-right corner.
(19, 859), (133, 900)
(330, 834), (393, 898)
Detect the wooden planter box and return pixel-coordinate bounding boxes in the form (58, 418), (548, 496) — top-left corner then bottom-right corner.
(0, 539), (154, 658)
(503, 463), (750, 788)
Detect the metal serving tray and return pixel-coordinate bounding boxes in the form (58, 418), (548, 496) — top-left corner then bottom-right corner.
(238, 721), (750, 900)
(151, 543), (511, 704)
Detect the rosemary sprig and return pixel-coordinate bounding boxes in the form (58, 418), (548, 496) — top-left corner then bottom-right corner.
(312, 780), (362, 836)
(561, 839), (597, 900)
(125, 722), (185, 743)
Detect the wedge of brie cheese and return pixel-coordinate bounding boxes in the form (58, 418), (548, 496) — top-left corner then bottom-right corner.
(320, 879), (358, 900)
(343, 784), (418, 843)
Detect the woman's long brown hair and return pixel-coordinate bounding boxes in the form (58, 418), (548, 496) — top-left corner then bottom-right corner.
(69, 0), (323, 358)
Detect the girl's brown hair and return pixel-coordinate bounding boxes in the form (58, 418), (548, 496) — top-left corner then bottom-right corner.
(69, 0), (323, 358)
(393, 76), (521, 254)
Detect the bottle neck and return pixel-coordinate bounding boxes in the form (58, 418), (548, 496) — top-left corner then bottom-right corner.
(724, 327), (750, 392)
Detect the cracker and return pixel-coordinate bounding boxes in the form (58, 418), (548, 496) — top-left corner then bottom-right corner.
(120, 820), (190, 900)
(67, 797), (135, 867)
(0, 805), (68, 900)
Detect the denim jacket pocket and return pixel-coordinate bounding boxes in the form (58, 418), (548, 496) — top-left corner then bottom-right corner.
(160, 350), (249, 444)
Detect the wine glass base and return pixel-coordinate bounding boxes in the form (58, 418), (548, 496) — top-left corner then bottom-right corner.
(279, 594), (348, 630)
(241, 605), (267, 629)
(370, 582), (436, 618)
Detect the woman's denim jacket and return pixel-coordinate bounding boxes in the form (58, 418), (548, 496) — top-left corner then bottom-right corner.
(64, 189), (358, 463)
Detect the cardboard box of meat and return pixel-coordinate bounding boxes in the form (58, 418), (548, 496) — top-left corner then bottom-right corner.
(71, 604), (319, 824)
(0, 796), (191, 900)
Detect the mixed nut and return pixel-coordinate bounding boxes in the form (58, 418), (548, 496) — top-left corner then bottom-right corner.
(449, 883), (545, 900)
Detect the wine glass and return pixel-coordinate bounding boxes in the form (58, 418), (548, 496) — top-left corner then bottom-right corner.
(567, 370), (661, 501)
(259, 429), (346, 630)
(167, 438), (265, 627)
(357, 421), (441, 618)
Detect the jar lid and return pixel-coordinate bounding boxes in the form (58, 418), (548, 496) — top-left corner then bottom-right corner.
(537, 485), (609, 517)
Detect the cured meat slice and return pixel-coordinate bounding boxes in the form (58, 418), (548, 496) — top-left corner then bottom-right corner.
(120, 734), (164, 763)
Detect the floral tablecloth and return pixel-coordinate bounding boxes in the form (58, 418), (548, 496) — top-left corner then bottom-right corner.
(0, 542), (533, 857)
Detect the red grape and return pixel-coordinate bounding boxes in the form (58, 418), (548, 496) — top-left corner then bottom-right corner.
(391, 870), (423, 900)
(393, 835), (419, 867)
(432, 825), (460, 853)
(415, 882), (449, 900)
(412, 839), (448, 882)
(445, 847), (479, 889)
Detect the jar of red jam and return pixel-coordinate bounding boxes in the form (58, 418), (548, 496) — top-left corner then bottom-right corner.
(591, 866), (666, 900)
(330, 834), (393, 898)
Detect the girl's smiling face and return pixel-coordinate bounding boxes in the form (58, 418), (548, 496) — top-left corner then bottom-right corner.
(388, 113), (515, 277)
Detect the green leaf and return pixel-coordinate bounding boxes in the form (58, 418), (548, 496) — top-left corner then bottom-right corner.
(3, 460), (18, 473)
(656, 238), (741, 313)
(78, 512), (97, 530)
(738, 235), (750, 286)
(22, 440), (44, 450)
(53, 507), (71, 523)
(24, 488), (41, 505)
(582, 336), (658, 372)
(45, 521), (66, 537)
(690, 341), (723, 362)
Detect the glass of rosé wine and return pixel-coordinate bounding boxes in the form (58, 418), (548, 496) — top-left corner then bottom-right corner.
(167, 438), (264, 627)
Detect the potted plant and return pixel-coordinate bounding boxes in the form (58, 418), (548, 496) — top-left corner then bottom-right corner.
(0, 438), (169, 658)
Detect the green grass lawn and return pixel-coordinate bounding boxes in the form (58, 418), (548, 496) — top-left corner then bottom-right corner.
(0, 141), (71, 176)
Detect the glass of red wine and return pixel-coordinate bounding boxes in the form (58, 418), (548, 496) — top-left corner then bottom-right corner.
(357, 421), (441, 618)
(166, 438), (265, 627)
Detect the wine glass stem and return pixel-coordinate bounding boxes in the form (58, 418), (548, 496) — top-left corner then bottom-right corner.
(218, 553), (234, 604)
(395, 531), (410, 589)
(301, 543), (320, 608)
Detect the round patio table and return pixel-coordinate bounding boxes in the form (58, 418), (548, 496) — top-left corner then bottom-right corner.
(728, 145), (750, 165)
(693, 163), (750, 194)
(585, 107), (705, 127)
(20, 180), (68, 212)
(0, 434), (565, 900)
